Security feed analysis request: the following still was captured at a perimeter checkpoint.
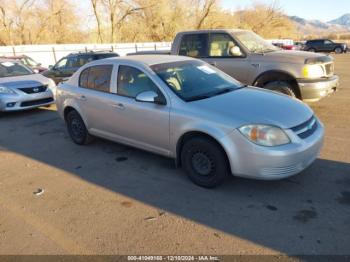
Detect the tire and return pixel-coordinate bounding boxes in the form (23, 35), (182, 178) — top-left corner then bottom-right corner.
(308, 48), (316, 52)
(334, 47), (343, 54)
(66, 110), (93, 145)
(181, 137), (230, 188)
(262, 81), (297, 98)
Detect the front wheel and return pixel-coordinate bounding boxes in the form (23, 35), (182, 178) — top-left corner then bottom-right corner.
(262, 81), (297, 98)
(181, 137), (230, 188)
(66, 110), (93, 145)
(334, 47), (343, 54)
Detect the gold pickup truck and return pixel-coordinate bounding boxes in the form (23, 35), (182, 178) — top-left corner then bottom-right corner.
(169, 29), (339, 102)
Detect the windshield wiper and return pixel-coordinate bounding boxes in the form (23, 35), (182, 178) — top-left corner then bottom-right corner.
(212, 87), (236, 96)
(186, 94), (212, 102)
(187, 87), (240, 102)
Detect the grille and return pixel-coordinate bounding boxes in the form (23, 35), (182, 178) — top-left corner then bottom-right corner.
(19, 85), (48, 94)
(324, 63), (334, 76)
(291, 116), (318, 139)
(261, 163), (304, 176)
(20, 98), (53, 107)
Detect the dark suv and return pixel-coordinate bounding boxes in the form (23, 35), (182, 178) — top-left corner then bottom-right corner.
(304, 39), (347, 54)
(42, 51), (119, 84)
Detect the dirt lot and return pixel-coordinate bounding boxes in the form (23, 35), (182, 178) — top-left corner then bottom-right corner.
(0, 54), (349, 256)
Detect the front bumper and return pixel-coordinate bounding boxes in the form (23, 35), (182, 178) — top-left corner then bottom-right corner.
(0, 90), (54, 112)
(298, 75), (339, 102)
(220, 119), (324, 180)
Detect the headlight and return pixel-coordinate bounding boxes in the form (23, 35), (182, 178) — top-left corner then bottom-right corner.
(239, 125), (290, 147)
(302, 64), (324, 79)
(0, 85), (15, 94)
(48, 79), (56, 90)
(47, 79), (57, 96)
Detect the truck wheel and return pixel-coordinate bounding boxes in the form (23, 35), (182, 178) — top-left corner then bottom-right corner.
(334, 47), (343, 54)
(66, 110), (93, 145)
(181, 137), (230, 188)
(263, 81), (297, 98)
(308, 48), (316, 52)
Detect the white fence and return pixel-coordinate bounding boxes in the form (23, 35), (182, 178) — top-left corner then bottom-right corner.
(0, 42), (172, 67)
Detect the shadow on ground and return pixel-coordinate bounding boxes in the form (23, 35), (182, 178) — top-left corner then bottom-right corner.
(1, 108), (350, 254)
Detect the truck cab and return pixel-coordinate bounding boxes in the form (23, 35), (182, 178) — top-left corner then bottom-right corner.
(171, 29), (339, 102)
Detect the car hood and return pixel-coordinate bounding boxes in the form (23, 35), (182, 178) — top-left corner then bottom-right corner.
(190, 87), (313, 129)
(253, 50), (330, 64)
(0, 74), (51, 88)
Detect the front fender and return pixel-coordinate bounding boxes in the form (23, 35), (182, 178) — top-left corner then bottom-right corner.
(172, 120), (234, 162)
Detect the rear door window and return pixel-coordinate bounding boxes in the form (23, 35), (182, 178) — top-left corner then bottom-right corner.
(79, 65), (113, 92)
(179, 34), (208, 58)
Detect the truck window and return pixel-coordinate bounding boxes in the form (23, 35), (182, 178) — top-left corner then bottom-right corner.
(179, 34), (208, 58)
(209, 33), (241, 57)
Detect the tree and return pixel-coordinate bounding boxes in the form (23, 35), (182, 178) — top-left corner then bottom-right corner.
(91, 0), (104, 43)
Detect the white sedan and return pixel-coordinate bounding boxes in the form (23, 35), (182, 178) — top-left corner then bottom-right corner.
(0, 59), (55, 112)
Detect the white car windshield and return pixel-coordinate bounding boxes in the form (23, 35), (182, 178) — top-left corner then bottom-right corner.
(152, 60), (243, 102)
(0, 61), (34, 78)
(234, 31), (279, 53)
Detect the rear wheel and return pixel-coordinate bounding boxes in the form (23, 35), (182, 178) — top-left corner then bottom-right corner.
(181, 137), (230, 188)
(308, 48), (316, 52)
(66, 110), (93, 145)
(263, 81), (297, 98)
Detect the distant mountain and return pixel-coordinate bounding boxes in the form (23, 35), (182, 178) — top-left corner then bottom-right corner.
(328, 14), (350, 27)
(289, 15), (350, 35)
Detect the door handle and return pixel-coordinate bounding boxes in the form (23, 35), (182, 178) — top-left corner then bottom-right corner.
(110, 103), (125, 110)
(209, 62), (217, 67)
(78, 95), (87, 101)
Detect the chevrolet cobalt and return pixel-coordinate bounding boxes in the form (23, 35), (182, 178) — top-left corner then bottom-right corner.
(56, 55), (324, 188)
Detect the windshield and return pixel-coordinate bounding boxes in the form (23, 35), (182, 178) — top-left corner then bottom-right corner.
(151, 60), (243, 102)
(22, 57), (39, 67)
(234, 31), (279, 53)
(0, 61), (34, 78)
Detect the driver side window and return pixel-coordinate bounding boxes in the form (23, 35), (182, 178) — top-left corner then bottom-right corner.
(117, 65), (160, 98)
(209, 33), (243, 58)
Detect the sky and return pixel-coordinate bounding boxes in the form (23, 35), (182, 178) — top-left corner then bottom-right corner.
(221, 0), (350, 21)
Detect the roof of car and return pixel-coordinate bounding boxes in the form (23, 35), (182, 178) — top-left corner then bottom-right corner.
(0, 55), (26, 59)
(0, 58), (21, 63)
(107, 55), (194, 66)
(177, 29), (248, 34)
(68, 50), (118, 56)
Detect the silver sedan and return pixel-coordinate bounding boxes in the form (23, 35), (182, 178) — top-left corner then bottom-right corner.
(56, 55), (324, 188)
(0, 59), (55, 112)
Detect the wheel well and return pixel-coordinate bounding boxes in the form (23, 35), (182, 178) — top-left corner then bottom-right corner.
(63, 106), (76, 121)
(334, 46), (343, 51)
(175, 131), (230, 168)
(253, 71), (301, 99)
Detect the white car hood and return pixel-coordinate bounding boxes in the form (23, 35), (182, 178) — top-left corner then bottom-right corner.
(0, 74), (51, 88)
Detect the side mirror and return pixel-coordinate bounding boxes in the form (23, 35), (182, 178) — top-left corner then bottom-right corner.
(135, 91), (166, 105)
(229, 46), (243, 57)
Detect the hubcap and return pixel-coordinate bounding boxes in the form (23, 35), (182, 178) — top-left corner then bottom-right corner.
(191, 151), (213, 176)
(70, 118), (84, 139)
